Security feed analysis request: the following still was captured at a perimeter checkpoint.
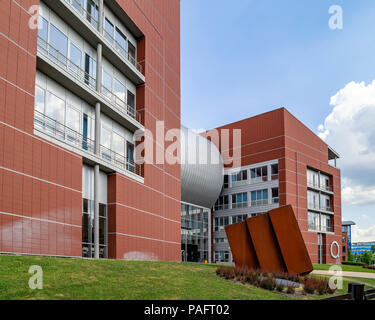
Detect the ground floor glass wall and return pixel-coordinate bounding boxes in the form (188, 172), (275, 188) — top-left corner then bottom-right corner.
(181, 203), (210, 263)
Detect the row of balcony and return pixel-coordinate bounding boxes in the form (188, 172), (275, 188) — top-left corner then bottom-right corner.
(214, 197), (279, 211)
(64, 0), (143, 75)
(307, 180), (333, 192)
(37, 37), (143, 126)
(225, 174), (279, 188)
(34, 111), (143, 177)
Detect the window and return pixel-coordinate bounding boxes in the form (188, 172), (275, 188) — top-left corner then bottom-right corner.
(320, 194), (331, 211)
(307, 169), (319, 188)
(321, 214), (331, 232)
(69, 43), (82, 76)
(232, 214), (247, 224)
(223, 175), (229, 188)
(231, 170), (247, 186)
(308, 212), (319, 231)
(112, 132), (125, 167)
(271, 187), (279, 204)
(320, 174), (330, 191)
(114, 78), (126, 106)
(84, 53), (96, 87)
(271, 163), (279, 180)
(102, 70), (113, 100)
(38, 16), (48, 49)
(34, 87), (45, 113)
(342, 236), (346, 243)
(343, 246), (346, 253)
(251, 189), (268, 206)
(215, 251), (229, 263)
(72, 0), (84, 14)
(127, 90), (135, 116)
(250, 166), (268, 184)
(49, 23), (68, 66)
(86, 0), (99, 29)
(214, 217), (229, 231)
(101, 126), (112, 161)
(308, 190), (319, 210)
(65, 106), (80, 143)
(127, 142), (135, 172)
(104, 18), (115, 43)
(115, 27), (127, 57)
(128, 41), (136, 65)
(214, 238), (227, 244)
(232, 192), (248, 209)
(214, 195), (229, 211)
(46, 92), (65, 124)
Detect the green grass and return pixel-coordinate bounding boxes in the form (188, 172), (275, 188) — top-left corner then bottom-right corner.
(313, 264), (375, 273)
(0, 254), (293, 300)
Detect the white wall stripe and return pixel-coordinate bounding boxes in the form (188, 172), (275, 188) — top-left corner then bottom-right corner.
(108, 232), (180, 245)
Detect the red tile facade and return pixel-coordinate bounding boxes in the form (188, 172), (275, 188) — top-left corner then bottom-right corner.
(208, 108), (342, 264)
(0, 0), (181, 261)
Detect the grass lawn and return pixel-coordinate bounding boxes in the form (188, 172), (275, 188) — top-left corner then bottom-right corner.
(0, 254), (293, 300)
(313, 264), (375, 273)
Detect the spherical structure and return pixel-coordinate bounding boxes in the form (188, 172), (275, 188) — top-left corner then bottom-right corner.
(180, 126), (224, 208)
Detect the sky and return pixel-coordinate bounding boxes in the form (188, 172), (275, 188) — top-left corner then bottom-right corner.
(180, 0), (375, 242)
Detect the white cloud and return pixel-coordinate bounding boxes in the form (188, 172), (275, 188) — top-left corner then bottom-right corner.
(318, 80), (375, 205)
(352, 224), (375, 243)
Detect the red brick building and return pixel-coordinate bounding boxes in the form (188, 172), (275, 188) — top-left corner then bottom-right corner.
(0, 0), (181, 260)
(207, 108), (342, 264)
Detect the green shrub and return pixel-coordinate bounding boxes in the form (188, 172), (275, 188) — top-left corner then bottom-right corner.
(276, 283), (285, 292)
(342, 261), (365, 266)
(286, 285), (295, 294)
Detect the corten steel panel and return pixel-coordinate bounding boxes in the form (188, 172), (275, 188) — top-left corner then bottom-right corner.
(268, 205), (313, 275)
(225, 221), (259, 270)
(246, 214), (286, 273)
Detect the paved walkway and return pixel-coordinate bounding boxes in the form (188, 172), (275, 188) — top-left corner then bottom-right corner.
(312, 270), (375, 279)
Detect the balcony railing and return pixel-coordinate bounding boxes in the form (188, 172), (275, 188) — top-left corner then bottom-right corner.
(250, 176), (268, 184)
(251, 199), (269, 207)
(37, 36), (143, 126)
(308, 224), (333, 233)
(214, 204), (229, 211)
(34, 110), (95, 154)
(101, 85), (142, 124)
(308, 203), (333, 213)
(271, 174), (279, 181)
(34, 111), (143, 178)
(231, 180), (248, 187)
(308, 223), (319, 231)
(69, 0), (99, 30)
(320, 225), (333, 233)
(37, 36), (96, 90)
(232, 202), (248, 209)
(99, 145), (143, 177)
(307, 180), (333, 192)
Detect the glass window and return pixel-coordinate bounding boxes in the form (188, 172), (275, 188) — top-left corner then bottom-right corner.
(271, 164), (278, 179)
(114, 78), (126, 103)
(223, 175), (229, 188)
(102, 70), (113, 99)
(49, 23), (68, 65)
(112, 132), (125, 156)
(128, 41), (136, 65)
(115, 27), (127, 57)
(84, 53), (97, 87)
(86, 0), (99, 29)
(127, 90), (135, 116)
(72, 0), (84, 13)
(69, 42), (82, 75)
(46, 92), (65, 123)
(34, 87), (45, 113)
(38, 16), (48, 41)
(66, 106), (80, 132)
(104, 18), (114, 43)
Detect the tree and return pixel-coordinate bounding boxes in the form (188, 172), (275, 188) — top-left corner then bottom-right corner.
(361, 251), (372, 266)
(347, 250), (354, 262)
(371, 245), (375, 254)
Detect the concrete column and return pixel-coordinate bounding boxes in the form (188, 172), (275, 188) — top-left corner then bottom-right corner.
(95, 102), (101, 155)
(98, 0), (104, 34)
(96, 43), (102, 93)
(207, 209), (212, 264)
(94, 164), (100, 259)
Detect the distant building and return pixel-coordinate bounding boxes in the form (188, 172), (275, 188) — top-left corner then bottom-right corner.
(352, 241), (375, 256)
(342, 221), (355, 261)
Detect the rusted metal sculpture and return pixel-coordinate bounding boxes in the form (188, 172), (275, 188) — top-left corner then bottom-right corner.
(225, 205), (313, 275)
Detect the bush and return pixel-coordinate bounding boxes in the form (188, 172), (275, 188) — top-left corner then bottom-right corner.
(363, 264), (375, 270)
(286, 285), (295, 294)
(259, 277), (276, 291)
(276, 283), (285, 292)
(303, 278), (316, 294)
(342, 261), (365, 266)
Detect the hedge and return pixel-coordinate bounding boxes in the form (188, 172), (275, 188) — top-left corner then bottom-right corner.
(342, 261), (365, 266)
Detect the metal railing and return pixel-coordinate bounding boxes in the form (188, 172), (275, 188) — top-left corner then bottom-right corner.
(308, 202), (333, 212)
(308, 223), (333, 233)
(320, 225), (333, 233)
(99, 145), (143, 177)
(34, 110), (95, 153)
(251, 199), (269, 207)
(103, 29), (143, 74)
(231, 180), (248, 187)
(272, 197), (279, 204)
(307, 180), (333, 192)
(271, 174), (279, 180)
(308, 223), (319, 231)
(69, 0), (99, 30)
(214, 204), (229, 211)
(101, 85), (142, 124)
(37, 36), (97, 90)
(250, 176), (268, 184)
(232, 202), (248, 209)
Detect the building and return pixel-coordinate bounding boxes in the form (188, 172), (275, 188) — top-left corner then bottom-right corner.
(0, 0), (181, 260)
(352, 242), (375, 256)
(342, 220), (355, 261)
(204, 108), (342, 265)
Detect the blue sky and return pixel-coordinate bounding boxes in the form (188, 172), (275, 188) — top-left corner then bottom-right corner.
(181, 0), (375, 241)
